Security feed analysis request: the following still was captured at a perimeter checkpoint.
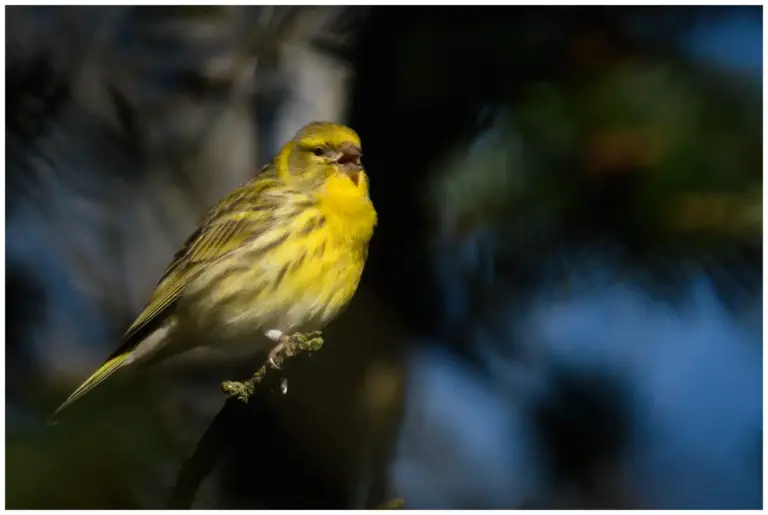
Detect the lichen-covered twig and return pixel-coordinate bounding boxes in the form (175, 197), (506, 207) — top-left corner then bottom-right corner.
(168, 331), (324, 508)
(220, 331), (324, 402)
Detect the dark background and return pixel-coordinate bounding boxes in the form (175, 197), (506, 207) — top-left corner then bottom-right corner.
(6, 5), (762, 509)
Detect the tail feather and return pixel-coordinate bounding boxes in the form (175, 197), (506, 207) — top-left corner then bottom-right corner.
(49, 352), (133, 423)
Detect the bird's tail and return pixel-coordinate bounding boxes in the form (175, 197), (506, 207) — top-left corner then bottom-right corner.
(49, 352), (133, 423)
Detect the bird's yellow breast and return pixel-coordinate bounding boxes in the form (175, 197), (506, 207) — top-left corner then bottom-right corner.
(185, 175), (376, 339)
(276, 171), (375, 328)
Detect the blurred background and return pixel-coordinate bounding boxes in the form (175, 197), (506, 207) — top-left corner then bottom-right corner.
(5, 5), (762, 509)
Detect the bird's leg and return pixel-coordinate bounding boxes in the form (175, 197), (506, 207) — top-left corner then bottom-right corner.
(267, 332), (295, 370)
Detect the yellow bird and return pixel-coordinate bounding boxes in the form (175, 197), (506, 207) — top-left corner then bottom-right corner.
(52, 121), (377, 419)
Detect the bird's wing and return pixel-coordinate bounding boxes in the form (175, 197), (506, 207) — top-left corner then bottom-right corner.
(50, 167), (290, 420)
(110, 167), (286, 358)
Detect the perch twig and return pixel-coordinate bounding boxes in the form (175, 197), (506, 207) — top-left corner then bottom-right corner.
(221, 331), (324, 402)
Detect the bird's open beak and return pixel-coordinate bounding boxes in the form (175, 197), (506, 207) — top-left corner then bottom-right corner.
(336, 143), (363, 185)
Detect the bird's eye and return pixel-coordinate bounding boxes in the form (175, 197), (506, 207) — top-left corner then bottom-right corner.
(312, 147), (324, 157)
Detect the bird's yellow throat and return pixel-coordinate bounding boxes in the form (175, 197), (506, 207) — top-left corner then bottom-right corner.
(318, 172), (377, 243)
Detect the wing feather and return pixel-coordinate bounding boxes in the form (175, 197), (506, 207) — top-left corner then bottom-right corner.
(115, 166), (287, 352)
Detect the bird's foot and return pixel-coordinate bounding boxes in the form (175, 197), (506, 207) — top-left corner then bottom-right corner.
(267, 331), (324, 370)
(223, 331), (324, 401)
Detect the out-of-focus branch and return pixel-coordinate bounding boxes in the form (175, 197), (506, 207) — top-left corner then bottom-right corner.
(376, 498), (405, 509)
(168, 395), (239, 509)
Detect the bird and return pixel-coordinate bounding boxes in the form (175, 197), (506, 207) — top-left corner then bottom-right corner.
(51, 121), (377, 420)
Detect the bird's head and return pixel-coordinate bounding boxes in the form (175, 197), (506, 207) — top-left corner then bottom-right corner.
(278, 121), (367, 192)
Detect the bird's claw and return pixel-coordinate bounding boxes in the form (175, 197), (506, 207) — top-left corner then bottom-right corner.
(267, 331), (325, 371)
(267, 334), (297, 370)
(267, 342), (289, 370)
